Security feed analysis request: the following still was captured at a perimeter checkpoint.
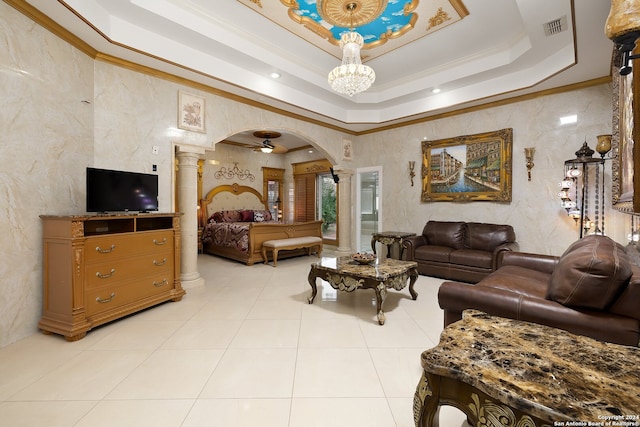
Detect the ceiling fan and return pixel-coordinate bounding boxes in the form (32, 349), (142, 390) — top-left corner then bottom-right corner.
(251, 130), (288, 154)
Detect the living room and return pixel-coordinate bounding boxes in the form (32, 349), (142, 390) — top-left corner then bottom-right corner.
(1, 0), (637, 425)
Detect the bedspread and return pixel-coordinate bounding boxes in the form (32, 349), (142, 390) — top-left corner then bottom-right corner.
(202, 222), (251, 252)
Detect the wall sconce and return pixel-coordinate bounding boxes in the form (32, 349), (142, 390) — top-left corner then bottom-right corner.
(524, 147), (535, 181)
(606, 0), (640, 75)
(409, 161), (416, 186)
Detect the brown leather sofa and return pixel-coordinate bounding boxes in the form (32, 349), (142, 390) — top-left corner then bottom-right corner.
(438, 235), (640, 346)
(402, 221), (518, 283)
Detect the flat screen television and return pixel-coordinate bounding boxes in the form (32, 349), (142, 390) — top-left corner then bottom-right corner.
(86, 167), (159, 213)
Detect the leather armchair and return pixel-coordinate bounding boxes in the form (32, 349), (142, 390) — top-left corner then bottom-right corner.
(438, 235), (640, 346)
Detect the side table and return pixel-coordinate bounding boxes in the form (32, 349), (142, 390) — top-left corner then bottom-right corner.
(371, 231), (416, 259)
(413, 310), (640, 426)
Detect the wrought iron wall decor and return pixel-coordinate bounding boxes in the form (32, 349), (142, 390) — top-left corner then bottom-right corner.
(214, 162), (255, 181)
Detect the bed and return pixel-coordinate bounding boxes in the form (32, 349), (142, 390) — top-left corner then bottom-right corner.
(199, 183), (323, 265)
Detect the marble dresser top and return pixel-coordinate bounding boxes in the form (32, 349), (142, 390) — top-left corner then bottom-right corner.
(421, 310), (640, 422)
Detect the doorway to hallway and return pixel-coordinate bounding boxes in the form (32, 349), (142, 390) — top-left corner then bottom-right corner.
(356, 167), (382, 252)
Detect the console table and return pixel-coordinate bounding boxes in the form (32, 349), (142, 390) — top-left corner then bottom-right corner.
(307, 256), (418, 325)
(371, 231), (416, 259)
(413, 310), (640, 426)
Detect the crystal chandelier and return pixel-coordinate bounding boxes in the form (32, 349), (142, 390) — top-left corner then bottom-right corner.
(327, 3), (376, 96)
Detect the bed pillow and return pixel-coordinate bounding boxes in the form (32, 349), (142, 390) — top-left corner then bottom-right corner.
(211, 210), (242, 223)
(239, 210), (254, 222)
(253, 210), (273, 222)
(210, 211), (223, 223)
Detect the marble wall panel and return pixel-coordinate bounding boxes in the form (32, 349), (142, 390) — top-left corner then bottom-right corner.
(0, 2), (94, 347)
(350, 84), (626, 255)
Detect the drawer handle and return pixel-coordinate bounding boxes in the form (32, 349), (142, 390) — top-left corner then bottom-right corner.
(95, 269), (115, 279)
(153, 258), (167, 266)
(153, 279), (168, 287)
(96, 293), (116, 303)
(96, 244), (115, 253)
(153, 238), (167, 246)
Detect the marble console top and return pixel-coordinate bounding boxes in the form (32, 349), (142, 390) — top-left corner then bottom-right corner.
(421, 310), (640, 422)
(311, 256), (417, 280)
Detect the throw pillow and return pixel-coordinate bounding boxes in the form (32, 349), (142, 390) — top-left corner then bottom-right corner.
(253, 211), (265, 222)
(240, 210), (254, 222)
(547, 235), (632, 310)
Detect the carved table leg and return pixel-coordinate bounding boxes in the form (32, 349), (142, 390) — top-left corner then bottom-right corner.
(307, 267), (318, 304)
(414, 371), (441, 427)
(374, 282), (388, 325)
(408, 266), (419, 300)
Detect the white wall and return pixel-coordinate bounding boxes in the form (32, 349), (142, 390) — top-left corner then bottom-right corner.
(0, 2), (94, 348)
(350, 84), (628, 255)
(0, 1), (629, 348)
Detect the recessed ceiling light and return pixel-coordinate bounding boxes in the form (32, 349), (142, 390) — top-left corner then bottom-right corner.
(431, 88), (441, 94)
(270, 72), (281, 79)
(560, 114), (577, 125)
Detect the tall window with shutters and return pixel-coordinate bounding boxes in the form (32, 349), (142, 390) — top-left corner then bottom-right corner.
(292, 159), (337, 243)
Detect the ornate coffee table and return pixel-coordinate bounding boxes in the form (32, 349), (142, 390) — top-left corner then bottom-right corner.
(414, 310), (640, 426)
(307, 256), (418, 325)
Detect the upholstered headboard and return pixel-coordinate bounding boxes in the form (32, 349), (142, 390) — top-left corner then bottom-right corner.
(199, 183), (267, 226)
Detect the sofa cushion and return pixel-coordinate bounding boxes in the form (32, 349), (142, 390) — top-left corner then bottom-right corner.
(449, 249), (492, 269)
(465, 222), (515, 251)
(423, 221), (465, 249)
(547, 235), (632, 310)
(414, 245), (454, 263)
(609, 262), (640, 321)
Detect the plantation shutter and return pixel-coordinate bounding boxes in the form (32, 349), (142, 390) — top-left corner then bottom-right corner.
(294, 174), (316, 222)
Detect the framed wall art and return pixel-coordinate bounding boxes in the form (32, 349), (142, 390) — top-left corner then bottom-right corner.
(421, 128), (513, 202)
(611, 48), (640, 213)
(178, 90), (206, 133)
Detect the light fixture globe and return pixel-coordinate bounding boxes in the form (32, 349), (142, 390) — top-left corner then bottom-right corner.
(328, 30), (375, 96)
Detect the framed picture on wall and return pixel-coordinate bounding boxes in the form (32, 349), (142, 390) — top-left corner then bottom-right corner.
(611, 48), (640, 213)
(421, 128), (513, 202)
(178, 90), (206, 133)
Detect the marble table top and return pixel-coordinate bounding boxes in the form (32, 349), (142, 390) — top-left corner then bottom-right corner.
(311, 256), (417, 280)
(421, 310), (640, 422)
(371, 231), (416, 238)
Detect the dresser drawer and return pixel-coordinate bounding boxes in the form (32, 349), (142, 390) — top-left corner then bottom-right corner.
(85, 252), (173, 288)
(85, 230), (173, 262)
(85, 274), (175, 317)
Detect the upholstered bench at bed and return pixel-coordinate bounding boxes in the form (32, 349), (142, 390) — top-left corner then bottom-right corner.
(262, 236), (323, 267)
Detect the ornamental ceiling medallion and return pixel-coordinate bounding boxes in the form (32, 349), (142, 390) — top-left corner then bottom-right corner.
(316, 0), (388, 29)
(236, 0), (468, 61)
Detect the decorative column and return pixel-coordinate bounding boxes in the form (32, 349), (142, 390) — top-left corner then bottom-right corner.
(335, 168), (353, 254)
(176, 146), (205, 288)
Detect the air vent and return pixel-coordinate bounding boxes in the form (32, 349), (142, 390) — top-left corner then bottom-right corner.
(544, 15), (567, 36)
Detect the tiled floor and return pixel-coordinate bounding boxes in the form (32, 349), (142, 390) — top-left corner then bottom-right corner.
(0, 250), (468, 427)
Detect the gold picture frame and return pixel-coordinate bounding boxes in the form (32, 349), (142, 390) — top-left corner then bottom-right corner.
(421, 128), (513, 202)
(612, 48), (640, 213)
(178, 90), (206, 133)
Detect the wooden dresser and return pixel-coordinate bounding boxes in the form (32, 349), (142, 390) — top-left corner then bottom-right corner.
(39, 213), (185, 341)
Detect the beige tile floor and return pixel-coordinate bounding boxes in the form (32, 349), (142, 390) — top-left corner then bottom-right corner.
(0, 250), (468, 427)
